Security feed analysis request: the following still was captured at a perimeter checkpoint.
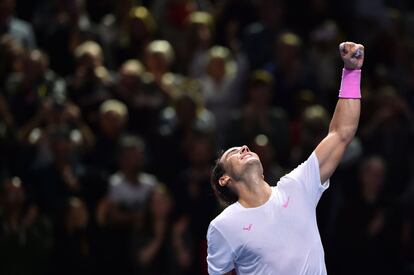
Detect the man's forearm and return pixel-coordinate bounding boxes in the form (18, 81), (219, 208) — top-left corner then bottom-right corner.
(329, 98), (360, 144)
(330, 62), (362, 143)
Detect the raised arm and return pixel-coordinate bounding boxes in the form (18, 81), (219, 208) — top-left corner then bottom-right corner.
(315, 42), (364, 183)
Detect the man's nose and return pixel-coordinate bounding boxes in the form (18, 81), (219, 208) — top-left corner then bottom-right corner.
(240, 145), (249, 153)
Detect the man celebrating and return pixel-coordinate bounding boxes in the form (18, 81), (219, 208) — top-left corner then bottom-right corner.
(207, 41), (364, 274)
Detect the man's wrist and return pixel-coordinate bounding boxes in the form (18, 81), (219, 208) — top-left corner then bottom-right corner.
(338, 68), (361, 99)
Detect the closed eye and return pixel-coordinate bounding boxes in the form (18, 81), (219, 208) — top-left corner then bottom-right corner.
(225, 148), (239, 161)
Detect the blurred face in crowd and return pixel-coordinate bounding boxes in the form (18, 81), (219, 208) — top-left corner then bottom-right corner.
(206, 57), (225, 81)
(197, 23), (212, 45)
(301, 106), (329, 147)
(0, 35), (24, 73)
(275, 39), (300, 67)
(375, 90), (407, 125)
(146, 52), (168, 76)
(119, 146), (144, 174)
(77, 52), (102, 74)
(175, 96), (196, 126)
(249, 83), (272, 107)
(118, 68), (141, 94)
(2, 177), (25, 209)
(23, 51), (48, 83)
(360, 157), (386, 196)
(188, 138), (213, 166)
(100, 110), (126, 138)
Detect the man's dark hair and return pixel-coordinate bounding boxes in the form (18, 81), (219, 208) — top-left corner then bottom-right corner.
(210, 151), (238, 205)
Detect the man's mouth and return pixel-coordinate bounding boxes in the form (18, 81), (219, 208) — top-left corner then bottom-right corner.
(241, 153), (252, 160)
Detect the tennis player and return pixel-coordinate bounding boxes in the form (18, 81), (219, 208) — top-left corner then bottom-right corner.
(207, 41), (364, 274)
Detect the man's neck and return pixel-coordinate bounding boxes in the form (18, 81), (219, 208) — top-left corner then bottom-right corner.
(236, 174), (272, 208)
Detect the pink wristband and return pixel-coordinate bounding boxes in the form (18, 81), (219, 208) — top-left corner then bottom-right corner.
(338, 68), (361, 99)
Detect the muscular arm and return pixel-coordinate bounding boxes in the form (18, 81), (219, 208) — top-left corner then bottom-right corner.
(315, 42), (364, 183)
(315, 98), (360, 183)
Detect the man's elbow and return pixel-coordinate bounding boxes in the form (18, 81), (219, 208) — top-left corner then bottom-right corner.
(330, 126), (357, 145)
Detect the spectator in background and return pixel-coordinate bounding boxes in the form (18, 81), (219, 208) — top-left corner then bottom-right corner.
(0, 177), (53, 275)
(105, 135), (158, 227)
(17, 96), (95, 172)
(360, 87), (414, 196)
(243, 0), (285, 69)
(95, 135), (158, 275)
(100, 5), (156, 69)
(288, 89), (317, 149)
(156, 93), (215, 183)
(132, 184), (193, 275)
(5, 49), (65, 127)
(175, 133), (218, 271)
(266, 32), (315, 117)
(32, 0), (96, 75)
(85, 99), (128, 174)
(67, 40), (112, 124)
(31, 125), (86, 224)
(290, 104), (330, 167)
(53, 197), (92, 275)
(145, 40), (175, 83)
(113, 59), (166, 138)
(198, 45), (248, 145)
(185, 11), (214, 77)
(0, 0), (36, 50)
(330, 156), (400, 275)
(225, 70), (289, 165)
(113, 59), (145, 105)
(308, 20), (343, 107)
(150, 0), (212, 72)
(145, 39), (188, 101)
(98, 0), (134, 69)
(0, 34), (24, 89)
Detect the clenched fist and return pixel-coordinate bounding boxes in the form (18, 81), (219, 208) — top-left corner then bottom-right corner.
(339, 42), (364, 70)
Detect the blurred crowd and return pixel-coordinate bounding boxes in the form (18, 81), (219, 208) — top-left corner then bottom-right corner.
(0, 0), (414, 274)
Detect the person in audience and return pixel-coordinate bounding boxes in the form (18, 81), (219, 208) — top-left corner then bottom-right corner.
(132, 184), (193, 275)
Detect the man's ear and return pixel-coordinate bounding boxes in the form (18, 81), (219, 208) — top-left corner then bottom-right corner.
(219, 175), (231, 187)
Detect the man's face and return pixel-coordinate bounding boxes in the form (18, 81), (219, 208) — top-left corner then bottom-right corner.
(220, 145), (262, 179)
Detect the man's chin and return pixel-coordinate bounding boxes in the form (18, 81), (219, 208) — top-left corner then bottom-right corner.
(244, 157), (262, 167)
